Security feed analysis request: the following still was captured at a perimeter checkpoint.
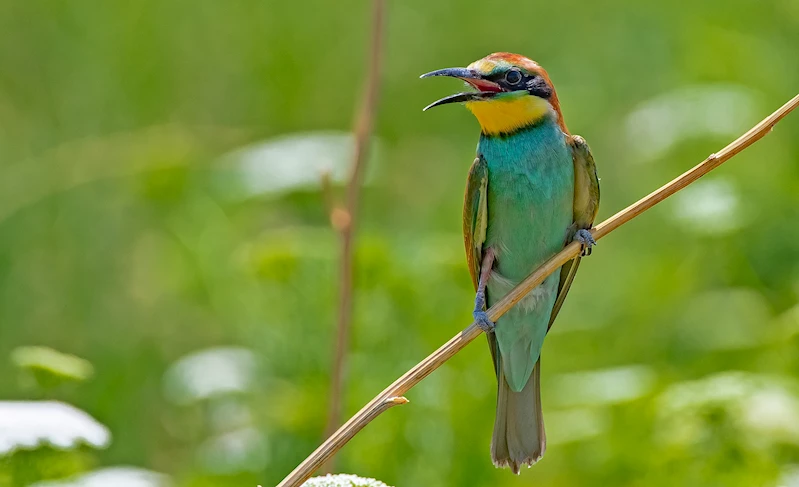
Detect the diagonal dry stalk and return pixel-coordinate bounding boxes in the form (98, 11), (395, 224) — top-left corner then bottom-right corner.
(276, 93), (799, 487)
(321, 0), (386, 474)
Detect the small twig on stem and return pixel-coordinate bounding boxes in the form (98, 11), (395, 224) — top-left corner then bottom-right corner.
(277, 93), (799, 487)
(320, 170), (350, 232)
(321, 0), (386, 474)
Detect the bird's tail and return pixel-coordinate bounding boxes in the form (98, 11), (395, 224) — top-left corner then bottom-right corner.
(491, 359), (546, 474)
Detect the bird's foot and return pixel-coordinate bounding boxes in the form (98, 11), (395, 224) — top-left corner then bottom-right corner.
(473, 310), (495, 332)
(472, 291), (494, 332)
(573, 229), (596, 256)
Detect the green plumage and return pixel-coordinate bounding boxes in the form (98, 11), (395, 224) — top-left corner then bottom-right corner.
(480, 119), (574, 391)
(463, 114), (599, 473)
(424, 52), (601, 473)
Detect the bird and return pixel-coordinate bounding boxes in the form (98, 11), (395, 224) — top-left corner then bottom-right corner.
(421, 52), (600, 473)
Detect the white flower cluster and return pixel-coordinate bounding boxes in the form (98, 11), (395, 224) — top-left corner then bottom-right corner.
(300, 474), (392, 487)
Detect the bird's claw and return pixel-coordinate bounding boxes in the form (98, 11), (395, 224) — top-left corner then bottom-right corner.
(473, 310), (495, 332)
(573, 228), (596, 256)
(472, 291), (494, 332)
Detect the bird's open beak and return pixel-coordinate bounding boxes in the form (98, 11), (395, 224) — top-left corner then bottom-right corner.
(420, 67), (502, 111)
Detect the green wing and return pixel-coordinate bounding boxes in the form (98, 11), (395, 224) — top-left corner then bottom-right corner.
(463, 156), (489, 291)
(462, 156), (499, 370)
(548, 135), (600, 331)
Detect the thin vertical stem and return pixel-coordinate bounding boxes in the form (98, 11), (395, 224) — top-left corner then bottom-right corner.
(322, 0), (386, 473)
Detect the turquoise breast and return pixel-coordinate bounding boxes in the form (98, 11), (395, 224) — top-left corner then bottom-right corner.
(478, 116), (574, 391)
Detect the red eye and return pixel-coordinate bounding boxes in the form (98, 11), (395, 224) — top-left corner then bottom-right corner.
(505, 69), (522, 85)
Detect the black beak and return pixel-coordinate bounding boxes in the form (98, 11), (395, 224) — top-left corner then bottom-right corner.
(420, 67), (499, 110)
(422, 91), (496, 111)
(420, 67), (482, 80)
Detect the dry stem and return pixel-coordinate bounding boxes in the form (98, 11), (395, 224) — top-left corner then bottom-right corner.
(321, 0), (386, 473)
(278, 93), (799, 487)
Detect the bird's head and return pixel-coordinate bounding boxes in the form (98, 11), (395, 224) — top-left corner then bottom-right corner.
(421, 52), (567, 136)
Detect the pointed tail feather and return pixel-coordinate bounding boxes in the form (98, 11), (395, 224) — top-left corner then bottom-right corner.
(491, 360), (545, 474)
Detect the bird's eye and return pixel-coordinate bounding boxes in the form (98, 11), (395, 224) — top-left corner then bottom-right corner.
(505, 69), (522, 85)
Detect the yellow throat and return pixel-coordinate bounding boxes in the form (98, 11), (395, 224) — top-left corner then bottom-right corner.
(465, 94), (553, 136)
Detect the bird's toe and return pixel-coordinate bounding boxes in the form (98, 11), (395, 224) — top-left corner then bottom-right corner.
(573, 228), (596, 256)
(473, 310), (495, 332)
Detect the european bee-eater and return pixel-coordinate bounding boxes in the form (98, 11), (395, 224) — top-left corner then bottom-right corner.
(421, 53), (600, 473)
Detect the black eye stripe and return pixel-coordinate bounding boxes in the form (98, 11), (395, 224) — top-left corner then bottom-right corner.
(489, 70), (552, 98)
(527, 76), (553, 99)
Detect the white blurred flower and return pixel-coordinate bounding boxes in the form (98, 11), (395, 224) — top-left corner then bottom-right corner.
(671, 177), (744, 235)
(30, 467), (170, 487)
(657, 372), (799, 448)
(744, 388), (799, 441)
(301, 474), (392, 487)
(221, 131), (379, 197)
(550, 365), (656, 407)
(625, 85), (757, 162)
(0, 401), (110, 455)
(778, 464), (799, 487)
(163, 347), (258, 405)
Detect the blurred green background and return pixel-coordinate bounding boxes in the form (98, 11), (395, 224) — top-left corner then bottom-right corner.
(1, 0), (799, 486)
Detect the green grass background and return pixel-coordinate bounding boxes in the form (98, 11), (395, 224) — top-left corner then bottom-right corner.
(1, 0), (799, 486)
